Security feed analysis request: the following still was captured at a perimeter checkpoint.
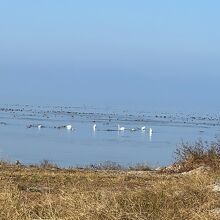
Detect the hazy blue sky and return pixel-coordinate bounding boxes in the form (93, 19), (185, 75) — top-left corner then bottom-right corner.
(0, 0), (219, 113)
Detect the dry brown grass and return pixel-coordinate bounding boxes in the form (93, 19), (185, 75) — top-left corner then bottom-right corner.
(0, 160), (219, 220)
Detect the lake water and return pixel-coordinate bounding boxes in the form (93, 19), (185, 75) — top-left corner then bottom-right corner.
(0, 105), (220, 167)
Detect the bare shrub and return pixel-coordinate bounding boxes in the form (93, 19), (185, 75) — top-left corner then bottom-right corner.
(174, 139), (220, 171)
(40, 159), (58, 169)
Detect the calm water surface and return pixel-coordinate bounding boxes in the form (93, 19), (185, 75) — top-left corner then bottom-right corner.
(0, 105), (219, 167)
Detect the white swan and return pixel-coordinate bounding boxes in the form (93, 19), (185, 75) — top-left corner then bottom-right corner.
(149, 127), (153, 141)
(141, 126), (146, 131)
(38, 124), (42, 129)
(118, 124), (125, 131)
(66, 125), (73, 130)
(93, 123), (97, 131)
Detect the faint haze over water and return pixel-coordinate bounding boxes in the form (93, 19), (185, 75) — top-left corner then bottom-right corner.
(0, 1), (220, 113)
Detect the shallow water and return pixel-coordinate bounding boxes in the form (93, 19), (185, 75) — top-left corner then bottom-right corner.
(0, 105), (219, 167)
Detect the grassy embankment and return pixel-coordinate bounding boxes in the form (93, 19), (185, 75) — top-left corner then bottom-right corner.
(0, 139), (220, 219)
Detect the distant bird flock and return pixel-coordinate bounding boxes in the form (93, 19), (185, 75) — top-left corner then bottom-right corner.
(32, 122), (153, 135)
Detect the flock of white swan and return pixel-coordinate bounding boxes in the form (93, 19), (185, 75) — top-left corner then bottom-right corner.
(117, 124), (152, 134)
(36, 123), (153, 136)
